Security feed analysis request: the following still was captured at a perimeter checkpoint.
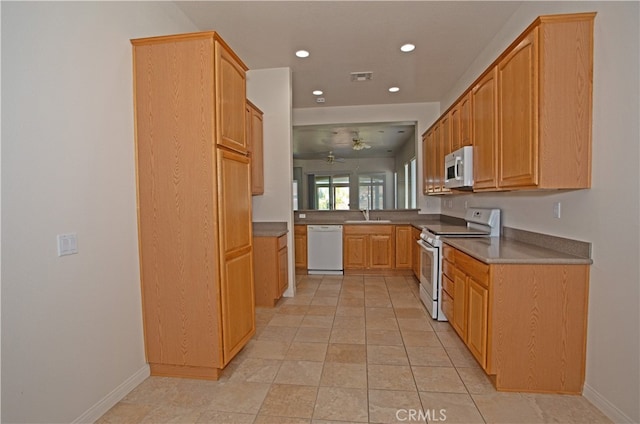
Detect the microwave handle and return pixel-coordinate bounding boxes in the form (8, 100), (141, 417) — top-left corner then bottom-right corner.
(454, 157), (463, 180)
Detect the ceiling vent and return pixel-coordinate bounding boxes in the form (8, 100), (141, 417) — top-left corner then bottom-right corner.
(350, 72), (373, 82)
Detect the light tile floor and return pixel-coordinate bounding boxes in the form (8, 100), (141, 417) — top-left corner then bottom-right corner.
(98, 274), (611, 423)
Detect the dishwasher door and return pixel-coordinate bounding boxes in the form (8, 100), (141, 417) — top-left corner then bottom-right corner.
(307, 225), (343, 275)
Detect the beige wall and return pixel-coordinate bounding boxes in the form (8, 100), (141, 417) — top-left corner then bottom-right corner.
(1, 2), (197, 422)
(436, 3), (639, 422)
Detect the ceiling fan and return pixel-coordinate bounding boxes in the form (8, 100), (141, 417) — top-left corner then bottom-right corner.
(325, 151), (345, 164)
(352, 132), (371, 150)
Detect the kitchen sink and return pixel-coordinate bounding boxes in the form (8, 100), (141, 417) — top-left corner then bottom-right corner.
(344, 220), (392, 224)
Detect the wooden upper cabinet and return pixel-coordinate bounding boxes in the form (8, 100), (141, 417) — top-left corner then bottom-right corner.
(422, 130), (433, 194)
(459, 93), (472, 147)
(498, 30), (539, 188)
(451, 91), (471, 151)
(432, 123), (442, 193)
(246, 101), (264, 195)
(492, 13), (594, 190)
(451, 104), (462, 151)
(424, 13), (594, 193)
(472, 67), (499, 190)
(440, 114), (451, 193)
(216, 42), (248, 154)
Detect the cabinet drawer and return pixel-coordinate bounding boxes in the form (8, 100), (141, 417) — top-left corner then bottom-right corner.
(443, 245), (455, 263)
(442, 273), (454, 298)
(442, 288), (454, 321)
(277, 234), (287, 250)
(344, 225), (393, 235)
(455, 249), (489, 287)
(442, 259), (454, 280)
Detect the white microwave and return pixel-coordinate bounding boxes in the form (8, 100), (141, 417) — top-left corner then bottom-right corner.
(444, 146), (474, 189)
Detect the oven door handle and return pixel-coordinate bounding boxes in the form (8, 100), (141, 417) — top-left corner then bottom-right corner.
(417, 240), (438, 253)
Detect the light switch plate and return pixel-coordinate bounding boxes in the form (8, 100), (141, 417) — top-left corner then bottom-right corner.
(57, 233), (78, 256)
(553, 202), (562, 219)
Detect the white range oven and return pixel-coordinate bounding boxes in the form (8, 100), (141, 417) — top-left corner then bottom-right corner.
(417, 208), (501, 321)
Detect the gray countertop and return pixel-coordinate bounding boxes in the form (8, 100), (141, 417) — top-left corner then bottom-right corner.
(253, 222), (288, 237)
(443, 237), (593, 265)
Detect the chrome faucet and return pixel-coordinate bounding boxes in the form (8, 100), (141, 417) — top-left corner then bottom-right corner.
(361, 208), (370, 221)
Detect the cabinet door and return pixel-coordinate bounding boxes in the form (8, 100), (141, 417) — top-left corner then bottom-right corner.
(370, 234), (393, 269)
(498, 30), (539, 188)
(216, 41), (248, 154)
(433, 123), (442, 193)
(452, 268), (468, 340)
(294, 227), (307, 270)
(248, 103), (264, 195)
(395, 226), (412, 269)
(440, 114), (451, 193)
(459, 92), (472, 147)
(422, 132), (432, 194)
(411, 227), (421, 279)
(441, 274), (455, 321)
(451, 104), (461, 151)
(472, 68), (498, 190)
(278, 246), (288, 296)
(344, 235), (367, 269)
(217, 149), (255, 364)
(467, 278), (489, 369)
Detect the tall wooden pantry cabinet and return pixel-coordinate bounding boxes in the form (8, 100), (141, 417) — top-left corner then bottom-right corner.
(131, 32), (255, 380)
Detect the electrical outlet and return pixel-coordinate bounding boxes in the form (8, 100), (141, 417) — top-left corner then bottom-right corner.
(57, 233), (78, 256)
(299, 213), (306, 219)
(553, 202), (561, 219)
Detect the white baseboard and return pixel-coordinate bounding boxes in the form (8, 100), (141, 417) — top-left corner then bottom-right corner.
(583, 383), (636, 424)
(72, 364), (150, 424)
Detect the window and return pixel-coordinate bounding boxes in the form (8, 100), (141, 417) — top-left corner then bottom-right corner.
(359, 174), (385, 210)
(315, 175), (350, 210)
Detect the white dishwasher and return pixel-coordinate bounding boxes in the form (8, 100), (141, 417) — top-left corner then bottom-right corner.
(307, 225), (343, 275)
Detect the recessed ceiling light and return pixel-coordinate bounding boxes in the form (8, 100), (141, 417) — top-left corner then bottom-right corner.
(389, 87), (400, 93)
(295, 50), (310, 58)
(312, 90), (323, 96)
(400, 43), (415, 53)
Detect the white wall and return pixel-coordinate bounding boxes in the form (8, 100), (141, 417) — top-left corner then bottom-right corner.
(438, 3), (639, 423)
(246, 68), (296, 296)
(293, 102), (441, 213)
(1, 2), (197, 422)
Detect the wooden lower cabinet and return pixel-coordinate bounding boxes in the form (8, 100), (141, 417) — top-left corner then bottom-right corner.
(395, 225), (412, 269)
(443, 244), (589, 394)
(294, 225), (307, 272)
(411, 226), (421, 279)
(343, 225), (394, 272)
(253, 234), (289, 307)
(466, 278), (489, 367)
